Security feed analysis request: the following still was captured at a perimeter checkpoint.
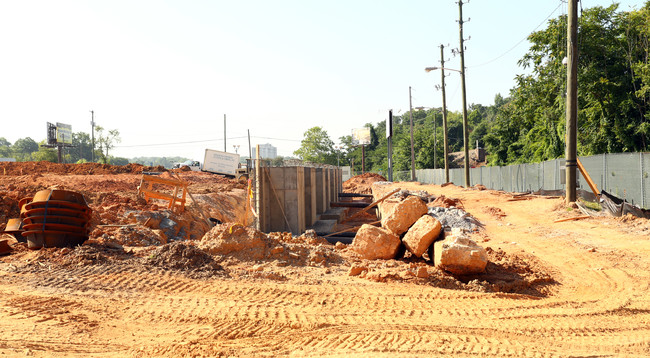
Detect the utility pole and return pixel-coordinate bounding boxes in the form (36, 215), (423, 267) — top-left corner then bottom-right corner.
(224, 114), (227, 152)
(440, 45), (450, 183)
(565, 0), (578, 203)
(387, 110), (393, 182)
(409, 87), (416, 181)
(458, 0), (470, 187)
(90, 110), (95, 162)
(247, 129), (252, 159)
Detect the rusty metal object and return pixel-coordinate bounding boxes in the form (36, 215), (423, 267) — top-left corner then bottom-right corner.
(0, 240), (11, 255)
(2, 218), (25, 243)
(22, 231), (88, 249)
(19, 189), (91, 249)
(32, 189), (87, 205)
(22, 215), (87, 227)
(21, 207), (91, 220)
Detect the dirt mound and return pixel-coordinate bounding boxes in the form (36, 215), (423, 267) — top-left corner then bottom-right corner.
(347, 246), (555, 296)
(146, 241), (224, 278)
(0, 161), (165, 175)
(429, 195), (464, 209)
(343, 173), (388, 194)
(200, 223), (267, 260)
(199, 223), (343, 271)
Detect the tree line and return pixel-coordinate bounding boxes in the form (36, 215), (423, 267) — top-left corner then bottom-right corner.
(293, 3), (650, 173)
(1, 126), (126, 164)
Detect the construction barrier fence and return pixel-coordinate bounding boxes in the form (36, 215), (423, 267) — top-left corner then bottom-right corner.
(390, 152), (650, 209)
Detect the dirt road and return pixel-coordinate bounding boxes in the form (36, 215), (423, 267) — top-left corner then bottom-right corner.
(1, 173), (649, 357)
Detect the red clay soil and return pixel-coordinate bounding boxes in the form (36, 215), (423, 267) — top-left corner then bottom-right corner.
(0, 161), (166, 176)
(343, 172), (387, 194)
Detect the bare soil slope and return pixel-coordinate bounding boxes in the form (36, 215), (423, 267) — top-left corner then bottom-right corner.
(0, 165), (649, 357)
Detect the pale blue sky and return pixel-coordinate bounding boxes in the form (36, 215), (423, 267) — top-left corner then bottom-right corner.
(0, 0), (642, 160)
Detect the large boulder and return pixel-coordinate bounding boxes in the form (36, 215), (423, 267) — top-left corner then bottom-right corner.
(351, 224), (401, 260)
(433, 235), (487, 275)
(381, 196), (428, 235)
(402, 215), (442, 257)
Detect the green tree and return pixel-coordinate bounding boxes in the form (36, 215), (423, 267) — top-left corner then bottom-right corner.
(95, 126), (121, 164)
(485, 3), (649, 165)
(71, 132), (93, 163)
(0, 137), (11, 158)
(31, 141), (57, 162)
(293, 126), (336, 164)
(12, 137), (39, 161)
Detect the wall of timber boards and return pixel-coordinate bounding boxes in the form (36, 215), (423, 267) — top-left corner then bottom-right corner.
(255, 166), (342, 234)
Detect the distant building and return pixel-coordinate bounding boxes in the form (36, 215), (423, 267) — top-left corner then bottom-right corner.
(252, 143), (277, 159)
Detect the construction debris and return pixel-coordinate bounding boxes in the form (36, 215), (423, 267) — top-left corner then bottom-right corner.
(402, 215), (442, 258)
(350, 224), (401, 260)
(433, 231), (488, 275)
(381, 196), (428, 235)
(19, 189), (92, 249)
(428, 206), (482, 231)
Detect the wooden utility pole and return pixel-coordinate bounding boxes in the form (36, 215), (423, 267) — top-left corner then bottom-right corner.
(458, 0), (470, 187)
(440, 45), (450, 183)
(565, 0), (578, 203)
(409, 86), (416, 181)
(387, 110), (393, 182)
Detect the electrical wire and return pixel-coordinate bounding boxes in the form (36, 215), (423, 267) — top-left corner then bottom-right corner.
(114, 135), (300, 149)
(469, 1), (565, 68)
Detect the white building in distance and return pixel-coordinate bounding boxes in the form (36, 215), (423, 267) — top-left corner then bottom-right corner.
(252, 143), (277, 159)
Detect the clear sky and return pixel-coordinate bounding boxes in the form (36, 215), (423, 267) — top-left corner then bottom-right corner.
(0, 0), (643, 161)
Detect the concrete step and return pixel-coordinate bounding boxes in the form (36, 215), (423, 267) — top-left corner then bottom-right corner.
(318, 207), (347, 221)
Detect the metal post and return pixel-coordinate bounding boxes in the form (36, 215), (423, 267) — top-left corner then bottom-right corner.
(248, 129), (252, 160)
(458, 1), (470, 188)
(90, 110), (95, 162)
(565, 0), (578, 203)
(433, 107), (437, 170)
(409, 87), (415, 181)
(440, 45), (450, 183)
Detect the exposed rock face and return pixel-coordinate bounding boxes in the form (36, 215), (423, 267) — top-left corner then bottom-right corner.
(381, 196), (428, 235)
(351, 224), (401, 260)
(402, 215), (442, 258)
(433, 235), (487, 275)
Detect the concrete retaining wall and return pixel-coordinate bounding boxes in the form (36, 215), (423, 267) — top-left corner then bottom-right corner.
(255, 165), (342, 234)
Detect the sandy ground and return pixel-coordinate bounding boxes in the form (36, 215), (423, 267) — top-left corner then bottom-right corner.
(0, 163), (649, 357)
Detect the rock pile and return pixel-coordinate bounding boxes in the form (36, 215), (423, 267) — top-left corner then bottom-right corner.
(351, 187), (488, 275)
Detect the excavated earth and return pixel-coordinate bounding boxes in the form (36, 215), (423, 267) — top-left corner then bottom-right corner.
(0, 162), (649, 357)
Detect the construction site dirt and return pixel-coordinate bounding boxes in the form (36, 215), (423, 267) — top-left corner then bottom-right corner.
(0, 162), (649, 357)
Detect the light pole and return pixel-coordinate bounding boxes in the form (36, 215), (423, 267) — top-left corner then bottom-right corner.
(233, 144), (240, 153)
(414, 106), (438, 170)
(425, 65), (468, 186)
(335, 145), (342, 167)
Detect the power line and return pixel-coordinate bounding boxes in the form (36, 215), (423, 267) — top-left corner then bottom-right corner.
(115, 135), (300, 149)
(469, 2), (564, 68)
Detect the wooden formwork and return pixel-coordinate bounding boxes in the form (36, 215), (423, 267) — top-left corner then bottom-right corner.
(137, 175), (187, 213)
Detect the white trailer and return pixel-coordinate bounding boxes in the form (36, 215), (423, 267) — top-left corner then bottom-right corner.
(202, 149), (240, 176)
